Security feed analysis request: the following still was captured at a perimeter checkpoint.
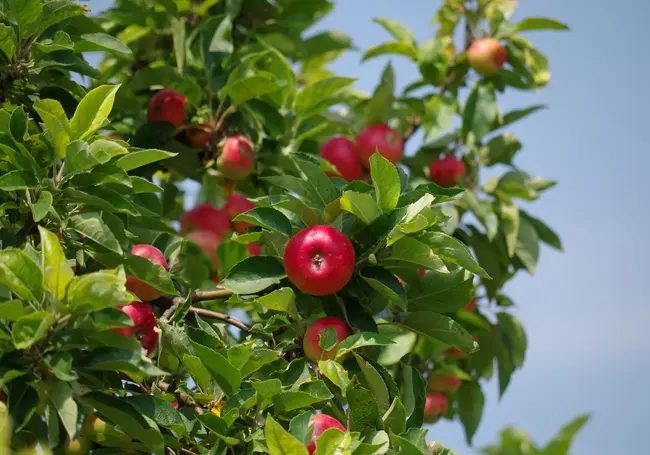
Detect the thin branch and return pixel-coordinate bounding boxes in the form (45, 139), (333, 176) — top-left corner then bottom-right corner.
(158, 381), (205, 415)
(188, 307), (253, 334)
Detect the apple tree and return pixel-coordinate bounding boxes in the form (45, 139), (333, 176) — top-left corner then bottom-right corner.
(0, 0), (576, 454)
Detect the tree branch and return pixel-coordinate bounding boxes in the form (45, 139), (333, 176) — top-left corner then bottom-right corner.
(157, 381), (205, 415)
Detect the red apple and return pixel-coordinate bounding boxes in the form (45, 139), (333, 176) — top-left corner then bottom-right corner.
(247, 243), (262, 256)
(427, 374), (461, 393)
(302, 316), (352, 363)
(186, 124), (211, 148)
(418, 269), (426, 277)
(467, 38), (507, 76)
(147, 88), (187, 128)
(284, 225), (355, 296)
(462, 298), (477, 312)
(356, 124), (403, 168)
(217, 135), (255, 179)
(423, 393), (448, 423)
(125, 244), (169, 302)
(211, 273), (221, 285)
(320, 137), (364, 182)
(428, 156), (466, 188)
(113, 302), (157, 353)
(307, 413), (346, 454)
(226, 193), (256, 234)
(186, 229), (221, 268)
(180, 204), (232, 237)
(170, 401), (179, 409)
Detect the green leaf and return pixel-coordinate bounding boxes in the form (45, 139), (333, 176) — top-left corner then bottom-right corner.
(318, 360), (350, 392)
(418, 232), (490, 278)
(355, 353), (390, 416)
(255, 287), (297, 315)
(45, 381), (78, 440)
(223, 73), (285, 106)
(81, 392), (165, 454)
(458, 381), (485, 445)
(515, 17), (570, 33)
(480, 134), (522, 166)
(373, 18), (416, 45)
(0, 300), (25, 321)
(12, 312), (55, 349)
(181, 354), (213, 393)
(422, 95), (455, 143)
(33, 99), (71, 159)
(347, 386), (379, 433)
(516, 216), (540, 274)
(417, 37), (453, 86)
(127, 395), (187, 436)
(521, 211), (562, 251)
(66, 271), (133, 312)
(499, 105), (547, 129)
(191, 341), (241, 395)
(314, 429), (350, 455)
(0, 170), (38, 190)
(33, 30), (74, 53)
(336, 332), (394, 358)
(462, 82), (498, 141)
(38, 0), (86, 35)
(370, 153), (400, 213)
(295, 76), (356, 118)
(499, 201), (520, 257)
(363, 42), (417, 62)
(74, 33), (132, 57)
(541, 415), (591, 455)
(382, 397), (407, 436)
(31, 191), (52, 222)
(265, 415), (309, 455)
(340, 191), (380, 224)
(497, 313), (527, 369)
(69, 212), (123, 254)
(64, 140), (112, 178)
(39, 226), (74, 301)
(6, 0), (42, 32)
(124, 254), (177, 296)
(9, 106), (26, 140)
(0, 248), (44, 301)
(293, 156), (340, 208)
(354, 207), (407, 262)
(360, 267), (407, 310)
(0, 24), (17, 59)
(365, 63), (395, 126)
(401, 365), (426, 428)
(408, 268), (474, 313)
(207, 16), (233, 54)
(384, 236), (448, 273)
(220, 256), (286, 294)
(273, 380), (334, 413)
(398, 311), (477, 353)
(233, 207), (292, 236)
(115, 148), (177, 171)
(70, 85), (121, 139)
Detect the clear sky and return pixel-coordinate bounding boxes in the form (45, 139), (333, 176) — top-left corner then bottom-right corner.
(87, 1), (650, 453)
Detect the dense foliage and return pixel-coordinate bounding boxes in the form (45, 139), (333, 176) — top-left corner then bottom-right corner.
(0, 0), (584, 454)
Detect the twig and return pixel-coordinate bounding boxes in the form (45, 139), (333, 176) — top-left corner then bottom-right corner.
(158, 381), (205, 415)
(188, 307), (253, 334)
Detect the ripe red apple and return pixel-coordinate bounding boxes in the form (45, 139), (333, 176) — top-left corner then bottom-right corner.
(427, 374), (461, 393)
(170, 401), (179, 409)
(186, 229), (221, 268)
(307, 413), (346, 454)
(247, 243), (262, 256)
(186, 124), (211, 148)
(467, 38), (507, 76)
(114, 302), (158, 353)
(217, 135), (255, 179)
(125, 244), (168, 302)
(320, 137), (364, 182)
(180, 204), (232, 237)
(428, 156), (466, 188)
(226, 193), (256, 234)
(423, 393), (448, 424)
(462, 298), (477, 312)
(356, 124), (403, 168)
(284, 225), (355, 296)
(302, 316), (352, 363)
(147, 88), (187, 128)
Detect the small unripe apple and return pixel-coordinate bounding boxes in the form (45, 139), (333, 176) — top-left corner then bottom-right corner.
(64, 437), (91, 455)
(180, 204), (232, 237)
(427, 374), (461, 393)
(125, 244), (168, 302)
(186, 229), (222, 268)
(320, 137), (364, 182)
(284, 225), (355, 296)
(186, 124), (211, 148)
(217, 135), (255, 179)
(303, 316), (351, 363)
(86, 415), (107, 434)
(462, 298), (477, 312)
(467, 38), (507, 76)
(423, 393), (448, 424)
(356, 124), (403, 168)
(114, 302), (158, 353)
(307, 413), (346, 454)
(147, 88), (187, 128)
(428, 156), (466, 188)
(225, 193), (256, 234)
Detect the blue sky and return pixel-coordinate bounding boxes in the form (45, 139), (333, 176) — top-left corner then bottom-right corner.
(88, 1), (650, 453)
